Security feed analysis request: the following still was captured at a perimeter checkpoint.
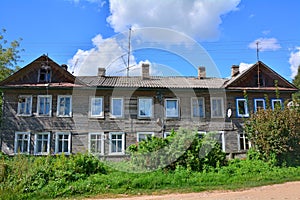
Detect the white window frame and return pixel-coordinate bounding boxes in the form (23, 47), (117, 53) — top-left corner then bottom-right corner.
(236, 98), (249, 118)
(238, 132), (251, 151)
(191, 97), (205, 118)
(271, 99), (283, 110)
(88, 132), (105, 155)
(109, 132), (125, 155)
(163, 132), (171, 138)
(138, 97), (153, 118)
(254, 98), (266, 112)
(57, 95), (72, 117)
(218, 131), (226, 152)
(17, 95), (33, 116)
(37, 95), (52, 117)
(14, 132), (30, 154)
(55, 132), (71, 154)
(38, 65), (51, 83)
(211, 97), (224, 118)
(89, 96), (104, 118)
(34, 132), (50, 155)
(165, 98), (179, 118)
(111, 97), (124, 118)
(198, 131), (206, 139)
(137, 132), (154, 142)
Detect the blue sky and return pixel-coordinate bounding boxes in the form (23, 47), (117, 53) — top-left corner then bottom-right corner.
(1, 0), (300, 81)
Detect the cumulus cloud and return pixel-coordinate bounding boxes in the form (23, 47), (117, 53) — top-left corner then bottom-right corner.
(289, 47), (300, 78)
(107, 0), (240, 40)
(248, 38), (281, 52)
(68, 34), (137, 76)
(239, 62), (254, 72)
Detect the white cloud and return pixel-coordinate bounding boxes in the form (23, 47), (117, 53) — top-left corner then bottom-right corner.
(107, 0), (240, 40)
(68, 34), (137, 76)
(248, 38), (281, 52)
(239, 62), (254, 72)
(289, 47), (300, 78)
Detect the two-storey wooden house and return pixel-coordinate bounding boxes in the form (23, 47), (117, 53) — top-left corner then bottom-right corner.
(0, 55), (297, 159)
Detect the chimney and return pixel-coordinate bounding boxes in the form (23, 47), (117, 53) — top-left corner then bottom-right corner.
(142, 63), (150, 79)
(61, 64), (68, 71)
(231, 65), (240, 77)
(98, 68), (106, 77)
(198, 66), (206, 79)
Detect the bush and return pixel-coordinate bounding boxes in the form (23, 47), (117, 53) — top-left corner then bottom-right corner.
(127, 129), (226, 172)
(245, 101), (300, 166)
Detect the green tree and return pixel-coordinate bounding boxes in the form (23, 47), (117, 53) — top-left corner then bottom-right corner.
(0, 28), (23, 81)
(245, 103), (300, 166)
(292, 65), (300, 99)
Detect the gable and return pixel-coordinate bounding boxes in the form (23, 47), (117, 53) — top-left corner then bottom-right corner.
(0, 55), (82, 87)
(225, 61), (298, 91)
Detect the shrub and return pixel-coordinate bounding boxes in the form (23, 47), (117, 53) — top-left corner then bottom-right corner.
(127, 128), (226, 172)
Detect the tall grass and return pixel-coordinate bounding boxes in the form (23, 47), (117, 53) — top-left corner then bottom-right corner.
(1, 153), (300, 200)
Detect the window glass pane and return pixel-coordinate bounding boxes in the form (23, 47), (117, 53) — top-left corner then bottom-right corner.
(255, 100), (264, 111)
(110, 133), (123, 153)
(212, 99), (222, 117)
(192, 98), (204, 117)
(112, 99), (122, 116)
(166, 100), (178, 117)
(139, 98), (152, 117)
(238, 100), (246, 115)
(91, 98), (103, 116)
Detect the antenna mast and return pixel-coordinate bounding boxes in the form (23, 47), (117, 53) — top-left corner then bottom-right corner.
(256, 41), (260, 61)
(127, 27), (132, 77)
(256, 41), (260, 87)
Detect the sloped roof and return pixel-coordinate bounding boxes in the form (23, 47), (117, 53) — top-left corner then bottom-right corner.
(77, 76), (227, 89)
(224, 61), (298, 91)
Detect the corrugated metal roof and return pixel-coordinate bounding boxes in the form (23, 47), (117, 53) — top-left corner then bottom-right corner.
(76, 76), (228, 89)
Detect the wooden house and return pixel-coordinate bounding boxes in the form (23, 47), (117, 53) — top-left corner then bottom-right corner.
(0, 55), (297, 159)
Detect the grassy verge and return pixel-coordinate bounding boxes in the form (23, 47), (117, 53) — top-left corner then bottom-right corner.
(1, 154), (300, 200)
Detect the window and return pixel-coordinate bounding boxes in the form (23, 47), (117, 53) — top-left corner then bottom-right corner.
(198, 131), (206, 139)
(271, 99), (283, 110)
(55, 132), (71, 154)
(214, 131), (225, 152)
(109, 132), (125, 154)
(34, 132), (50, 155)
(236, 98), (249, 117)
(17, 95), (32, 116)
(37, 95), (52, 116)
(254, 98), (266, 112)
(191, 97), (205, 118)
(165, 99), (179, 118)
(137, 132), (154, 142)
(163, 132), (171, 138)
(89, 133), (105, 155)
(90, 97), (104, 118)
(111, 98), (123, 118)
(138, 98), (153, 118)
(14, 132), (30, 154)
(238, 132), (251, 151)
(38, 65), (51, 83)
(57, 95), (72, 117)
(211, 97), (224, 118)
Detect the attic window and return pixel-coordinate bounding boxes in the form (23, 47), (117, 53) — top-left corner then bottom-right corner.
(39, 64), (51, 83)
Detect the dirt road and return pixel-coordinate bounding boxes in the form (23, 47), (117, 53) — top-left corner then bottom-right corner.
(89, 181), (300, 200)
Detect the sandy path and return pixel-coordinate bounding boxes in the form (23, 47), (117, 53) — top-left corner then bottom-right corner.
(88, 181), (300, 200)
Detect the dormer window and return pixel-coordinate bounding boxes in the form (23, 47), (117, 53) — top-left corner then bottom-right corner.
(39, 64), (51, 83)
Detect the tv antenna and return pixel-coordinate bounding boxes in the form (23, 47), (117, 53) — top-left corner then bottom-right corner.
(256, 41), (260, 61)
(126, 27), (132, 77)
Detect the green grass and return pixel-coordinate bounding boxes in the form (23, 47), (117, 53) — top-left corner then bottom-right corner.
(1, 154), (300, 200)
